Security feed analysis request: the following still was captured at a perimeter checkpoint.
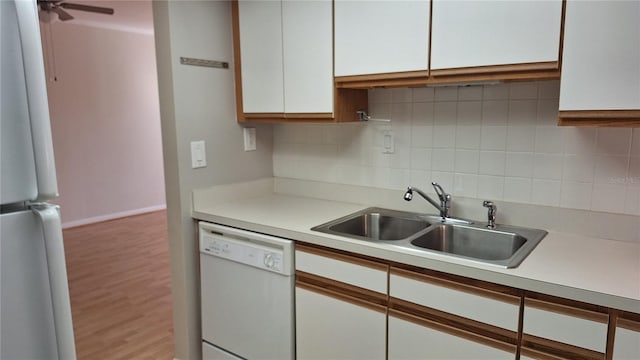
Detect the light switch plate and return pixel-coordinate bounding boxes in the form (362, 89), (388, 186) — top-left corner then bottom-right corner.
(243, 128), (256, 151)
(190, 140), (206, 168)
(382, 130), (395, 154)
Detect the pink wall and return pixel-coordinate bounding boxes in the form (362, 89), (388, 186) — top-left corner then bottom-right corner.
(42, 22), (166, 227)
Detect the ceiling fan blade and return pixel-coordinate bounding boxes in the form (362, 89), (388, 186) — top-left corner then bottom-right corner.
(52, 7), (74, 21)
(38, 0), (61, 11)
(37, 0), (63, 6)
(59, 2), (114, 15)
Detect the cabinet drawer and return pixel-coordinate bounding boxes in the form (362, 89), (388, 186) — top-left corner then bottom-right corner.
(295, 244), (387, 294)
(523, 297), (608, 354)
(390, 267), (521, 331)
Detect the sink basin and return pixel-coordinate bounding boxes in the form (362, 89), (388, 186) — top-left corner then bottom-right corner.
(311, 207), (547, 268)
(311, 207), (432, 241)
(410, 224), (527, 261)
(409, 224), (546, 267)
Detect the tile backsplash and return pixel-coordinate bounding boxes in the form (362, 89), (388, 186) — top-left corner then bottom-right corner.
(273, 80), (640, 216)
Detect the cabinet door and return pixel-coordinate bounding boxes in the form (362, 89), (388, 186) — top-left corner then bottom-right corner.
(334, 0), (430, 77)
(388, 312), (516, 360)
(559, 1), (640, 111)
(430, 0), (562, 71)
(282, 0), (332, 113)
(237, 0), (284, 113)
(613, 316), (640, 360)
(295, 286), (386, 360)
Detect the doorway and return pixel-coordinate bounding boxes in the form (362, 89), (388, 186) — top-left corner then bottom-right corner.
(38, 1), (173, 358)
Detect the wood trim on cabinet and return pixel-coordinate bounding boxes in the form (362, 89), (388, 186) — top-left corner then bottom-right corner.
(558, 110), (640, 127)
(521, 334), (605, 360)
(336, 70), (430, 83)
(296, 271), (387, 312)
(516, 295), (525, 360)
(521, 346), (585, 360)
(524, 293), (610, 324)
(616, 315), (640, 332)
(618, 310), (640, 324)
(605, 309), (618, 360)
(335, 65), (561, 89)
(335, 70), (430, 89)
(427, 0), (432, 77)
(430, 61), (559, 77)
(334, 88), (368, 122)
(296, 243), (389, 272)
(389, 299), (518, 349)
(284, 113), (333, 119)
(241, 113), (341, 123)
(239, 114), (338, 123)
(238, 113), (286, 124)
(390, 266), (522, 305)
(231, 0), (245, 123)
(557, 0), (567, 72)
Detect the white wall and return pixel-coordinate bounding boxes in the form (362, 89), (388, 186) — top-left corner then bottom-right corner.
(152, 1), (274, 359)
(274, 81), (640, 218)
(42, 22), (166, 227)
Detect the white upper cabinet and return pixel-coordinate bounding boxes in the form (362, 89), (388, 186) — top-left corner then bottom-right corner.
(238, 0), (284, 113)
(282, 1), (332, 113)
(559, 0), (640, 111)
(237, 0), (332, 114)
(430, 0), (562, 70)
(334, 0), (430, 77)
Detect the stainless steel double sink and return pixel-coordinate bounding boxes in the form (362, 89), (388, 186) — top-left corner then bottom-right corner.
(311, 207), (547, 268)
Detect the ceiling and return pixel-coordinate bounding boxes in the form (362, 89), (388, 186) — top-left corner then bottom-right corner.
(51, 0), (154, 34)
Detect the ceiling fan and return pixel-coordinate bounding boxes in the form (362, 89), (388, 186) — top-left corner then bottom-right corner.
(37, 0), (114, 22)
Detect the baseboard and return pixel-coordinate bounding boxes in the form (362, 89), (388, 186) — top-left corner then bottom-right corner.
(62, 204), (166, 229)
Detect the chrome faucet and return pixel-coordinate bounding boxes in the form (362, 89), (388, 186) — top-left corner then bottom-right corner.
(483, 200), (497, 229)
(404, 182), (451, 220)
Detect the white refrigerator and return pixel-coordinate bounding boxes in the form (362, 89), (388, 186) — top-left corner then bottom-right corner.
(0, 0), (76, 359)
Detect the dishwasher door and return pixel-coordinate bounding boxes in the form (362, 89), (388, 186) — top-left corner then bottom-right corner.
(199, 222), (294, 360)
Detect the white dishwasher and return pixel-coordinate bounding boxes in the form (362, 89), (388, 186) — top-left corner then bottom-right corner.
(199, 222), (295, 360)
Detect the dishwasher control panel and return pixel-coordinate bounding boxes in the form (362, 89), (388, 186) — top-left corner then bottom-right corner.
(201, 231), (286, 274)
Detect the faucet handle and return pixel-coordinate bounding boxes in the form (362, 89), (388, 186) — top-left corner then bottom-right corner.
(483, 200), (497, 229)
(431, 182), (448, 202)
(432, 182), (451, 218)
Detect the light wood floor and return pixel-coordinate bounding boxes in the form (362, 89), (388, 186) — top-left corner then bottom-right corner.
(63, 210), (174, 359)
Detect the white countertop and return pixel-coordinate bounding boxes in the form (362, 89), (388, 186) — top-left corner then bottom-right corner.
(192, 181), (640, 313)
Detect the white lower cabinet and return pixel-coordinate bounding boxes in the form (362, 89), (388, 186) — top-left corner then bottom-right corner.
(295, 286), (386, 360)
(293, 245), (639, 360)
(388, 313), (516, 360)
(613, 315), (640, 360)
(294, 244), (387, 360)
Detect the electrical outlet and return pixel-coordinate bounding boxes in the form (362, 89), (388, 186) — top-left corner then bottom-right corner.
(243, 128), (256, 151)
(190, 140), (207, 168)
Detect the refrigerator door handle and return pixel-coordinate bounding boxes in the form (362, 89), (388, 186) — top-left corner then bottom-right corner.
(32, 204), (77, 360)
(14, 0), (59, 200)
